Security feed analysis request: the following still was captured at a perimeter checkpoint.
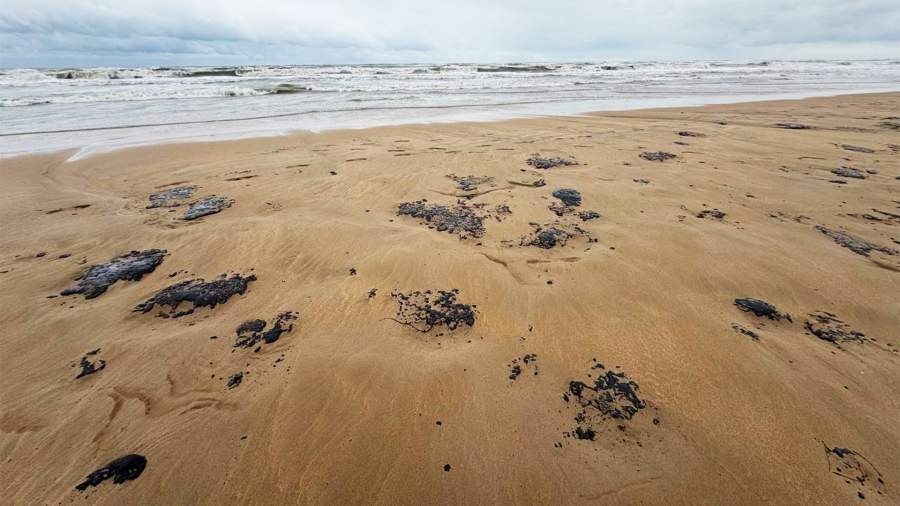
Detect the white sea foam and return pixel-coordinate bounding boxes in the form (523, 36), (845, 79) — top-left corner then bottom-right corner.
(1, 60), (899, 157)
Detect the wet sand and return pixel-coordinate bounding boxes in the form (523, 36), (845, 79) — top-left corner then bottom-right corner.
(1, 92), (898, 505)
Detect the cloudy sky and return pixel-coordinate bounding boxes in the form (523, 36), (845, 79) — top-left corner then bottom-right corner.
(2, 0), (899, 67)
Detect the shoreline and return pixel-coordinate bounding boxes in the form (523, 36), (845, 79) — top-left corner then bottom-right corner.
(2, 89), (899, 162)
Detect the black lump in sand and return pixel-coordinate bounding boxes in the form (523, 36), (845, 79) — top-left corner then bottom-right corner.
(552, 189), (582, 207)
(731, 323), (760, 341)
(526, 226), (570, 249)
(831, 167), (867, 179)
(640, 151), (676, 162)
(815, 225), (897, 257)
(147, 185), (196, 208)
(697, 209), (726, 220)
(397, 200), (485, 238)
(565, 362), (646, 440)
(389, 289), (476, 333)
(234, 311), (298, 349)
(61, 249), (166, 299)
(775, 123), (811, 130)
(839, 144), (875, 154)
(76, 350), (106, 379)
(526, 155), (576, 169)
(134, 273), (256, 317)
(182, 195), (234, 220)
(75, 454), (147, 491)
(734, 298), (791, 322)
(805, 311), (868, 346)
(227, 372), (244, 389)
(508, 353), (538, 380)
(823, 444), (886, 498)
(446, 174), (494, 192)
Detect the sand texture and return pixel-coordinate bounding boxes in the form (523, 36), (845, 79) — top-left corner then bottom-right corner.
(1, 93), (899, 505)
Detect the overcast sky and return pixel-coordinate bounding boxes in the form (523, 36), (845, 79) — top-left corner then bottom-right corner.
(2, 0), (899, 68)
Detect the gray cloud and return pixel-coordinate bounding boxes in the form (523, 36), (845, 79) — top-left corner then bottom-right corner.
(2, 0), (899, 67)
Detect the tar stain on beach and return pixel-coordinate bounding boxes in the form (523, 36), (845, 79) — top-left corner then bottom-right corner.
(730, 323), (760, 341)
(389, 289), (476, 333)
(134, 273), (256, 317)
(775, 122), (811, 130)
(75, 349), (106, 379)
(526, 155), (576, 169)
(550, 188), (586, 217)
(61, 249), (166, 299)
(397, 200), (485, 238)
(147, 185), (197, 208)
(564, 361), (647, 441)
(734, 298), (792, 322)
(520, 222), (594, 249)
(182, 195), (234, 220)
(839, 144), (875, 154)
(234, 311), (298, 349)
(227, 372), (244, 389)
(804, 311), (869, 347)
(815, 225), (897, 258)
(75, 454), (147, 491)
(640, 151), (677, 162)
(823, 444), (886, 499)
(697, 209), (726, 220)
(446, 174), (494, 192)
(831, 167), (867, 179)
(508, 353), (538, 380)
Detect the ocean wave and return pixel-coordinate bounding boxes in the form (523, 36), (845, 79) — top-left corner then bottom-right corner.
(476, 65), (558, 73)
(0, 83), (313, 107)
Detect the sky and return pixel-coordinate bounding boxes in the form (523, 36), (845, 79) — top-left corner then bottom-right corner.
(2, 0), (899, 68)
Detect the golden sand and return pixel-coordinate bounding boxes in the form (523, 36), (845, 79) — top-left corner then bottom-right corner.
(1, 93), (898, 504)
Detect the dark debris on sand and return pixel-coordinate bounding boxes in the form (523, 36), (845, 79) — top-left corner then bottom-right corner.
(75, 349), (106, 379)
(526, 155), (576, 169)
(147, 186), (197, 208)
(831, 167), (867, 179)
(697, 209), (726, 220)
(775, 123), (811, 130)
(731, 323), (760, 341)
(508, 353), (538, 380)
(815, 225), (897, 257)
(640, 151), (676, 162)
(564, 361), (646, 440)
(75, 454), (147, 491)
(677, 131), (706, 137)
(578, 210), (600, 221)
(552, 189), (582, 207)
(390, 289), (476, 333)
(805, 311), (868, 346)
(823, 444), (886, 498)
(734, 298), (792, 322)
(521, 222), (594, 249)
(523, 226), (569, 249)
(134, 273), (256, 317)
(446, 174), (494, 192)
(397, 200), (485, 238)
(234, 311), (298, 349)
(227, 372), (244, 389)
(839, 144), (875, 154)
(549, 188), (585, 217)
(61, 249), (166, 299)
(182, 195), (234, 220)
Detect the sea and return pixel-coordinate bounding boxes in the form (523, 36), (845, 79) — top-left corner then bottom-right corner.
(2, 60), (899, 158)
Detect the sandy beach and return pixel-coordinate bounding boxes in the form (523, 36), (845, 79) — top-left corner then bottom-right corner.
(1, 92), (898, 504)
